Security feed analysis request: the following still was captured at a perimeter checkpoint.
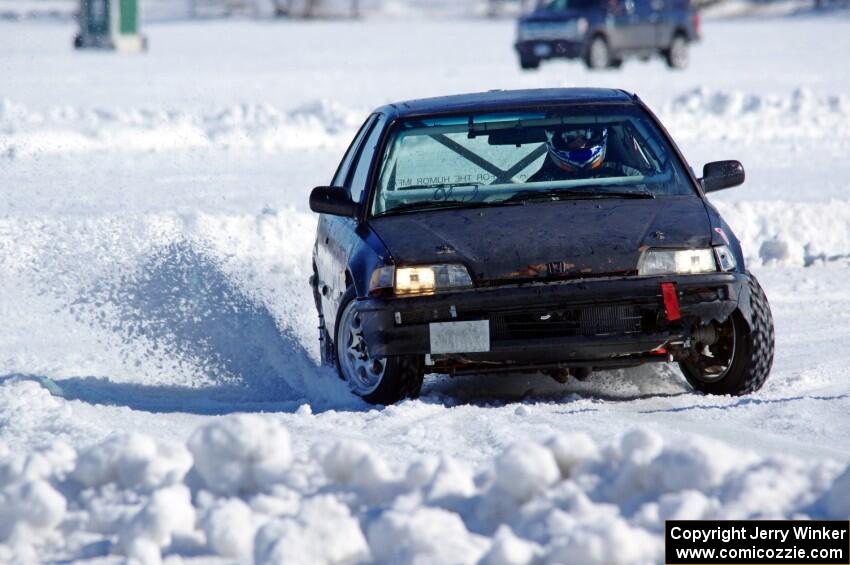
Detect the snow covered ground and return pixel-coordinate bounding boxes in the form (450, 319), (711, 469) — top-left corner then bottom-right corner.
(1, 14), (849, 564)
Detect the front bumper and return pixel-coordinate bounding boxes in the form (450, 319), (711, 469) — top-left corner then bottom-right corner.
(515, 39), (585, 60)
(358, 273), (749, 367)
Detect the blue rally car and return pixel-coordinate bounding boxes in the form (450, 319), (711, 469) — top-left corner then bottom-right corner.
(309, 89), (774, 404)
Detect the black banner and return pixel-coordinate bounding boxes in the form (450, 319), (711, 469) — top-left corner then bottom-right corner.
(665, 520), (850, 565)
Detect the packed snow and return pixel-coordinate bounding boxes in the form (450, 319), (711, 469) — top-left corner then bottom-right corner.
(1, 11), (849, 564)
(0, 409), (847, 563)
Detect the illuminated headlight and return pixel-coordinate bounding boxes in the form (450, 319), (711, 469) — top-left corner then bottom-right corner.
(396, 264), (473, 295)
(371, 264), (473, 296)
(638, 248), (718, 276)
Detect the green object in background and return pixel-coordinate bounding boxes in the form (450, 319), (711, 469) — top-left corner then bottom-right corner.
(119, 0), (137, 34)
(75, 0), (145, 51)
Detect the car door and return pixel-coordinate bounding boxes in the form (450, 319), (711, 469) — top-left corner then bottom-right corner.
(315, 114), (378, 328)
(609, 0), (644, 51)
(649, 0), (670, 48)
(653, 0), (681, 48)
(630, 0), (658, 49)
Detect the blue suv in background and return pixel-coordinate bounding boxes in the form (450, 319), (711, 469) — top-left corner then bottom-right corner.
(515, 0), (700, 70)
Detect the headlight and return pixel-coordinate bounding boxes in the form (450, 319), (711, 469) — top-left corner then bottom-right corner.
(638, 248), (717, 276)
(576, 17), (588, 35)
(396, 264), (473, 295)
(373, 264), (473, 296)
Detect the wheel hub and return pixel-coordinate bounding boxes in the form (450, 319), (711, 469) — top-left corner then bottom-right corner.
(338, 302), (386, 396)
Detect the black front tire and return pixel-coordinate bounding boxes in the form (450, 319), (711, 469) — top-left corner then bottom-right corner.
(680, 275), (775, 395)
(334, 287), (424, 404)
(584, 35), (611, 70)
(665, 34), (689, 69)
(519, 55), (540, 70)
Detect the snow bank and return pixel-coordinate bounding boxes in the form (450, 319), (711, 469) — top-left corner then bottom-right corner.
(716, 200), (850, 267)
(662, 87), (850, 143)
(5, 87), (848, 160)
(0, 405), (846, 563)
(0, 98), (363, 158)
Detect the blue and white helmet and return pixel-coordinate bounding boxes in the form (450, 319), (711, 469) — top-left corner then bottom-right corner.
(545, 126), (608, 172)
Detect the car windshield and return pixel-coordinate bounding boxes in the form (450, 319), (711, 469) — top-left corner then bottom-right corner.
(371, 104), (695, 217)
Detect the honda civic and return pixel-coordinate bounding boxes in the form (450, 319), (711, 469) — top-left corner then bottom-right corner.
(309, 88), (774, 404)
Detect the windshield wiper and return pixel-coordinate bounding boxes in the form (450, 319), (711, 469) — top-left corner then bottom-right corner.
(504, 188), (655, 203)
(373, 199), (479, 217)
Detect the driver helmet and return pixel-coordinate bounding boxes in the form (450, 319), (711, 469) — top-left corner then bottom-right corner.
(545, 126), (608, 172)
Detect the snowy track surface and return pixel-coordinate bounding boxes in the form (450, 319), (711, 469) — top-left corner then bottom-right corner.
(1, 15), (849, 564)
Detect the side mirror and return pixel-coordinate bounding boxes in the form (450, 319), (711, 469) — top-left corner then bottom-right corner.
(309, 186), (357, 217)
(701, 160), (745, 193)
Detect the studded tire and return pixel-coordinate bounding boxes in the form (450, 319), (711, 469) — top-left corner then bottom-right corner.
(334, 287), (424, 405)
(680, 274), (774, 396)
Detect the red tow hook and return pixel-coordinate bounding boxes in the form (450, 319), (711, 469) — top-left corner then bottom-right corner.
(661, 282), (681, 321)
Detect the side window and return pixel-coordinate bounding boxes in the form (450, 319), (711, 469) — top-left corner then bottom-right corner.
(346, 114), (387, 205)
(331, 114), (378, 187)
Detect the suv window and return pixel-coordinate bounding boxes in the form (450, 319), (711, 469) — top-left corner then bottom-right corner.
(346, 114), (387, 204)
(537, 0), (598, 10)
(331, 114), (378, 187)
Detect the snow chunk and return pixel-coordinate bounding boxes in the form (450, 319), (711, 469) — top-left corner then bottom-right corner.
(73, 433), (191, 491)
(368, 506), (488, 565)
(479, 525), (541, 565)
(546, 433), (600, 478)
(601, 433), (748, 508)
(254, 495), (369, 565)
(493, 443), (561, 503)
(200, 497), (257, 560)
(545, 517), (661, 565)
(188, 414), (292, 496)
(319, 440), (397, 501)
(0, 480), (67, 543)
(0, 441), (75, 487)
(118, 484), (196, 563)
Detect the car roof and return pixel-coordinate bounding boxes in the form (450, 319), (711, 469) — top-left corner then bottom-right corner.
(377, 88), (636, 118)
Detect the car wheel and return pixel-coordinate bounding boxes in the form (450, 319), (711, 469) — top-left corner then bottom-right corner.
(335, 287), (424, 404)
(609, 58), (623, 69)
(680, 275), (774, 395)
(585, 36), (610, 70)
(666, 34), (689, 69)
(519, 55), (540, 70)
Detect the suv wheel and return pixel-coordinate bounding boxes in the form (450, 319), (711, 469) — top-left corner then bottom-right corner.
(585, 36), (610, 70)
(666, 34), (689, 69)
(335, 287), (424, 404)
(679, 275), (775, 395)
(519, 54), (540, 70)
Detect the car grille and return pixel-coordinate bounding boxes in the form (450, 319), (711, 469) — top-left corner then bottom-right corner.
(489, 304), (643, 340)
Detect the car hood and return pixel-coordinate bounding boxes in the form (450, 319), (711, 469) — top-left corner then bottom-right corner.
(369, 197), (711, 284)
